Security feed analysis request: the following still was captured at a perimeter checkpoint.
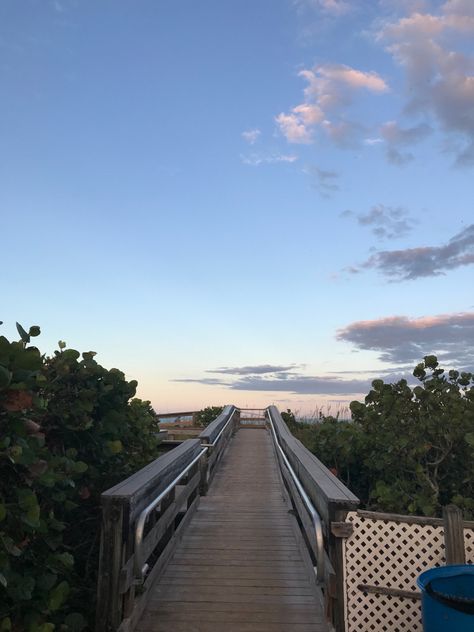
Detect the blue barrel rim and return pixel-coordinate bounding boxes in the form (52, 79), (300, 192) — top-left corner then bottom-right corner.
(417, 563), (474, 590)
(418, 564), (474, 616)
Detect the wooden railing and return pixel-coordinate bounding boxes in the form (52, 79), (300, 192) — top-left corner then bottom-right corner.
(96, 405), (237, 631)
(266, 406), (360, 632)
(198, 404), (240, 490)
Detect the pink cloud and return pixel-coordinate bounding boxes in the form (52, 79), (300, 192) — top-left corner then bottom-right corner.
(337, 312), (474, 364)
(276, 64), (388, 144)
(275, 112), (313, 143)
(317, 65), (389, 92)
(378, 3), (474, 165)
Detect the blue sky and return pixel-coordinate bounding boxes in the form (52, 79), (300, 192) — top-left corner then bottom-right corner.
(1, 0), (473, 414)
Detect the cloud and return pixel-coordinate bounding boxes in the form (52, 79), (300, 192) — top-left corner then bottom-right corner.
(275, 112), (315, 144)
(242, 129), (261, 144)
(337, 311), (474, 364)
(387, 119), (431, 139)
(228, 375), (370, 395)
(176, 372), (371, 395)
(443, 0), (474, 18)
(207, 364), (301, 376)
(294, 0), (351, 16)
(378, 5), (474, 166)
(322, 119), (366, 148)
(381, 121), (432, 164)
(351, 224), (474, 279)
(342, 204), (416, 239)
(386, 147), (414, 165)
(240, 153), (298, 166)
(364, 137), (384, 145)
(305, 165), (341, 197)
(173, 377), (227, 385)
(275, 64), (388, 145)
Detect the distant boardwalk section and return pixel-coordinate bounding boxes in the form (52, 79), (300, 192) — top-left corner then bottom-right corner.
(135, 428), (329, 632)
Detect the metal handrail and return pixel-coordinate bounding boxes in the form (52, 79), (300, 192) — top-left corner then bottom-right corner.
(267, 408), (325, 584)
(134, 446), (208, 579)
(133, 408), (237, 580)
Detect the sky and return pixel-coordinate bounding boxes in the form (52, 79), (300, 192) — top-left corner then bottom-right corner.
(1, 0), (473, 415)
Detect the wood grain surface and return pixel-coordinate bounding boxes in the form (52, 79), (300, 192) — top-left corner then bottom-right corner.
(135, 428), (328, 632)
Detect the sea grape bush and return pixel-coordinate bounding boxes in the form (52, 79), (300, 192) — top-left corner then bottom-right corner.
(286, 356), (474, 517)
(195, 406), (224, 427)
(0, 324), (160, 631)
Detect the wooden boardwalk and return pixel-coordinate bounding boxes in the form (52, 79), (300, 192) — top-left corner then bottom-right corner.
(135, 428), (329, 632)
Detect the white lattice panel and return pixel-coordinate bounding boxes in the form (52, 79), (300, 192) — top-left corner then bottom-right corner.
(343, 512), (449, 632)
(464, 528), (474, 563)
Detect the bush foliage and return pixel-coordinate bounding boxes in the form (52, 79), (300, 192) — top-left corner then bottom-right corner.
(194, 406), (224, 427)
(286, 356), (474, 518)
(0, 324), (160, 631)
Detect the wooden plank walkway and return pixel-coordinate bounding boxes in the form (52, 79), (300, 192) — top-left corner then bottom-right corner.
(135, 428), (329, 632)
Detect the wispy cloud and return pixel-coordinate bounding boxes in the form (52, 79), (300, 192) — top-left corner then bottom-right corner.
(381, 121), (432, 165)
(175, 372), (371, 395)
(241, 129), (261, 144)
(207, 364), (301, 376)
(275, 63), (388, 146)
(294, 0), (352, 16)
(304, 165), (341, 197)
(341, 204), (416, 239)
(173, 377), (227, 386)
(337, 311), (474, 365)
(228, 374), (370, 395)
(377, 3), (474, 167)
(240, 153), (298, 166)
(350, 224), (474, 279)
(364, 137), (384, 146)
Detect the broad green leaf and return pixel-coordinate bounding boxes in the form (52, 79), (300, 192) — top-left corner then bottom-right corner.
(18, 489), (38, 511)
(7, 574), (35, 600)
(48, 580), (69, 611)
(1, 535), (22, 556)
(62, 349), (80, 361)
(53, 552), (74, 569)
(16, 322), (30, 343)
(72, 461), (88, 474)
(38, 573), (57, 591)
(465, 433), (474, 447)
(0, 617), (11, 631)
(23, 504), (41, 528)
(64, 613), (88, 631)
(107, 440), (123, 454)
(29, 625), (55, 632)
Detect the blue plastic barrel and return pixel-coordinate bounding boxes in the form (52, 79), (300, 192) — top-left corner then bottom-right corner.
(417, 565), (474, 631)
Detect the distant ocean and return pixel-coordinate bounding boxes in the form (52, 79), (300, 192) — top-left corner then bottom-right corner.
(158, 415), (193, 424)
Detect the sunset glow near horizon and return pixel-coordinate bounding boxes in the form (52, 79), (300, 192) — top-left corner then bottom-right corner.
(1, 0), (473, 415)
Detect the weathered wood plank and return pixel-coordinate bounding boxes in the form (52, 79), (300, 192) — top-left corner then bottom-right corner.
(267, 406), (358, 529)
(121, 495), (200, 632)
(443, 504), (466, 564)
(134, 428), (328, 632)
(102, 439), (202, 522)
(119, 470), (201, 594)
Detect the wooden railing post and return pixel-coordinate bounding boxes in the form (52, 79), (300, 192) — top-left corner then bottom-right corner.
(96, 499), (125, 631)
(267, 405), (359, 632)
(443, 504), (466, 565)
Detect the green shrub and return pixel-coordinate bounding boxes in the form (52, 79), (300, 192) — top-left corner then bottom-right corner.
(284, 356), (474, 517)
(194, 406), (224, 427)
(0, 324), (160, 631)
